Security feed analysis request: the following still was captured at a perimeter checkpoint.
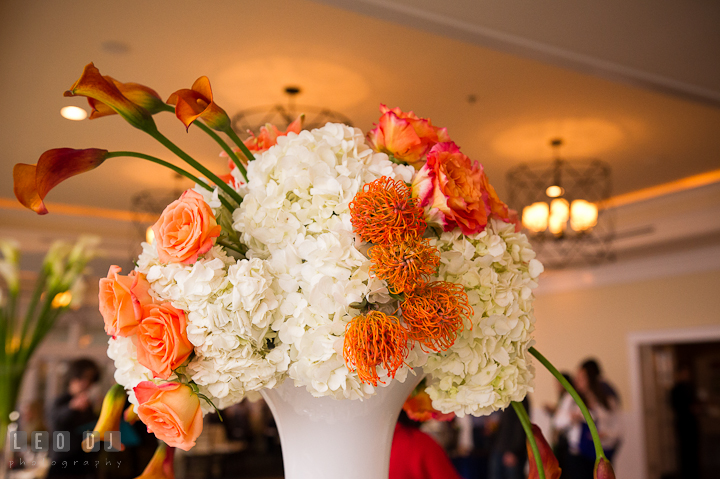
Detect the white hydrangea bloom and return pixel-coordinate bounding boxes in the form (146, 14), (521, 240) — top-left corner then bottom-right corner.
(423, 219), (543, 416)
(107, 336), (153, 406)
(232, 123), (414, 398)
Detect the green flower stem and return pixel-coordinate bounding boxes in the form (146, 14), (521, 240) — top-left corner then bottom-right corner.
(24, 306), (64, 363)
(193, 122), (247, 182)
(0, 309), (7, 363)
(511, 401), (545, 479)
(224, 127), (256, 166)
(147, 130), (244, 206)
(16, 270), (48, 362)
(529, 346), (606, 460)
(1, 290), (18, 362)
(106, 151), (235, 213)
(18, 288), (56, 365)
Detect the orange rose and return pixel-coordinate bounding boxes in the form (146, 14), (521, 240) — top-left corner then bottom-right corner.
(411, 142), (513, 235)
(134, 381), (203, 451)
(98, 265), (152, 337)
(367, 104), (450, 169)
(137, 303), (193, 379)
(152, 189), (221, 264)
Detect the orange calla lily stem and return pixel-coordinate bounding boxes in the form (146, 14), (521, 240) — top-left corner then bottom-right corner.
(512, 401), (546, 479)
(529, 347), (607, 461)
(146, 130), (243, 205)
(224, 127), (258, 168)
(193, 122), (247, 182)
(106, 152), (234, 212)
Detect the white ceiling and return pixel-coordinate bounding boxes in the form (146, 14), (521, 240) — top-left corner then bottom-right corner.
(1, 0), (719, 215)
(320, 0), (720, 104)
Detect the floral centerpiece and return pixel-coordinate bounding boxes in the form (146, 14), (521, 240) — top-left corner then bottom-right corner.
(13, 64), (614, 479)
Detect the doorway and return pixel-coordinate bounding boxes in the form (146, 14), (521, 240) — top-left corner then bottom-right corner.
(639, 340), (720, 479)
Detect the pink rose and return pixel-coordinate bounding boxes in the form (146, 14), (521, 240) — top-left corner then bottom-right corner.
(98, 266), (152, 337)
(134, 381), (203, 451)
(136, 303), (194, 379)
(411, 142), (513, 235)
(152, 189), (221, 264)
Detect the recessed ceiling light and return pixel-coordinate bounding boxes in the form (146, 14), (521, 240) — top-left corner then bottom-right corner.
(60, 106), (87, 121)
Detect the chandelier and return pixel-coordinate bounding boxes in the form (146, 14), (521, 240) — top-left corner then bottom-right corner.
(506, 139), (614, 268)
(231, 86), (353, 135)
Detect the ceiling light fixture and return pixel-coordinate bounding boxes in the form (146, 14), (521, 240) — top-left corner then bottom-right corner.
(506, 138), (614, 268)
(60, 106), (88, 121)
(231, 86), (353, 135)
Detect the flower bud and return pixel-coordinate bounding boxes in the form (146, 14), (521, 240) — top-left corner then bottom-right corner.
(527, 424), (561, 479)
(82, 384), (126, 452)
(0, 239), (21, 294)
(594, 458), (616, 479)
(135, 442), (175, 479)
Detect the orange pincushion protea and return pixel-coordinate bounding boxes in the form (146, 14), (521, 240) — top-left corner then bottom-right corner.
(369, 238), (439, 294)
(343, 311), (409, 386)
(401, 281), (473, 352)
(349, 176), (426, 245)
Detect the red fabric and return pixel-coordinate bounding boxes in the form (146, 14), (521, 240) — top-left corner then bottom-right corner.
(389, 423), (462, 479)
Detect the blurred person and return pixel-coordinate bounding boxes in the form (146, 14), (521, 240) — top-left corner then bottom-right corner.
(390, 410), (462, 479)
(454, 414), (493, 479)
(47, 358), (101, 479)
(488, 397), (529, 479)
(581, 359), (620, 406)
(554, 359), (621, 478)
(544, 372), (575, 474)
(670, 366), (699, 479)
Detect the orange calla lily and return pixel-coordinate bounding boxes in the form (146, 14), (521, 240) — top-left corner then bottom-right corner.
(64, 63), (156, 131)
(136, 442), (175, 479)
(527, 424), (562, 479)
(82, 384), (126, 452)
(14, 148), (109, 215)
(166, 76), (231, 132)
(402, 389), (455, 422)
(89, 76), (166, 119)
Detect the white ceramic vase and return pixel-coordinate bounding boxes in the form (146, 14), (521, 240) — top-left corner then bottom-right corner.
(261, 368), (424, 479)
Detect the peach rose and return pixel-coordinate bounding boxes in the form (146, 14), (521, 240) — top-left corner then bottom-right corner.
(367, 104), (450, 169)
(411, 142), (513, 235)
(98, 265), (152, 337)
(152, 189), (221, 264)
(134, 381), (203, 451)
(136, 303), (193, 379)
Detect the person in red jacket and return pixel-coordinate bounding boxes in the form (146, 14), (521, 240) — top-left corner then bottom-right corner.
(390, 411), (462, 479)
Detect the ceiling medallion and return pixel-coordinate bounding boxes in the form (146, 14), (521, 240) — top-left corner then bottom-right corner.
(231, 86), (353, 135)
